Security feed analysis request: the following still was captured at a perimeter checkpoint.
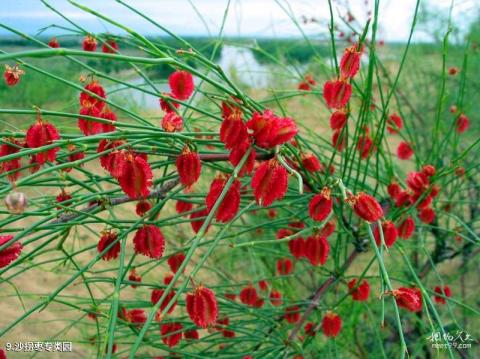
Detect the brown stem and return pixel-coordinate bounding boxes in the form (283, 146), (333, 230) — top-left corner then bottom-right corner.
(287, 250), (359, 341)
(51, 179), (179, 224)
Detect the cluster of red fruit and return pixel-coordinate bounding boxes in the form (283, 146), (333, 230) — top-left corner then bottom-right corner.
(322, 43), (379, 159)
(97, 229), (217, 348)
(3, 35), (120, 87)
(0, 33), (459, 355)
(81, 35), (119, 54)
(388, 164), (440, 230)
(78, 80), (117, 135)
(175, 97), (300, 231)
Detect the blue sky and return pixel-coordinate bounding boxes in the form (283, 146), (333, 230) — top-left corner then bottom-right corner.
(0, 0), (476, 41)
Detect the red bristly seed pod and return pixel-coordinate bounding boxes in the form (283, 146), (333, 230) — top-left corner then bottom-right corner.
(455, 166), (465, 177)
(284, 305), (300, 324)
(349, 192), (384, 222)
(448, 67), (458, 75)
(229, 140), (256, 177)
(119, 308), (146, 325)
(298, 80), (312, 91)
(4, 64), (25, 86)
(415, 194), (432, 210)
(288, 237), (305, 259)
(253, 297), (265, 308)
(267, 208), (277, 219)
(102, 39), (119, 54)
(322, 311), (342, 337)
(239, 286), (259, 307)
(167, 253), (185, 273)
(318, 220), (336, 238)
(161, 322), (183, 348)
(387, 182), (401, 200)
(390, 287), (423, 312)
(386, 113), (403, 134)
(80, 81), (106, 112)
(0, 141), (22, 183)
(374, 220), (398, 247)
(62, 144), (85, 173)
(309, 188), (333, 222)
(133, 224), (165, 259)
(163, 274), (174, 285)
(29, 156), (41, 174)
(48, 38), (60, 48)
(394, 191), (412, 208)
(176, 146), (201, 187)
(323, 80), (352, 109)
(78, 106), (103, 136)
(270, 289), (283, 306)
(223, 329), (235, 338)
(26, 118), (61, 165)
(298, 74), (316, 90)
(56, 190), (72, 208)
(135, 200), (152, 216)
(246, 110), (298, 148)
(331, 129), (346, 151)
(301, 153), (322, 172)
(430, 185), (440, 198)
(304, 73), (316, 86)
(97, 230), (120, 261)
(215, 316), (230, 330)
(184, 329), (199, 340)
(169, 70), (194, 100)
(305, 234), (330, 266)
(455, 113), (469, 133)
(82, 35), (97, 51)
(398, 216), (415, 239)
(339, 44), (361, 79)
(151, 288), (177, 315)
(418, 207), (435, 224)
(100, 107), (117, 133)
(406, 171), (429, 194)
(271, 116), (298, 146)
(397, 141), (414, 160)
(176, 200), (193, 215)
(222, 96), (243, 120)
(162, 112), (183, 132)
(305, 322), (316, 336)
(160, 92), (180, 112)
(434, 286), (451, 305)
(251, 159), (288, 207)
(330, 110), (348, 130)
(421, 164), (436, 177)
(348, 279), (370, 301)
(224, 292), (236, 301)
(117, 153), (153, 198)
(186, 285), (218, 328)
(277, 258), (293, 275)
(128, 268), (142, 288)
(357, 134), (375, 159)
(258, 280), (269, 291)
(205, 175), (241, 223)
(220, 116), (248, 149)
(189, 207), (210, 234)
(0, 235), (22, 268)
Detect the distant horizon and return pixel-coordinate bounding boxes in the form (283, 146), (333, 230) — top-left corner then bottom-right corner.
(0, 33), (459, 45)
